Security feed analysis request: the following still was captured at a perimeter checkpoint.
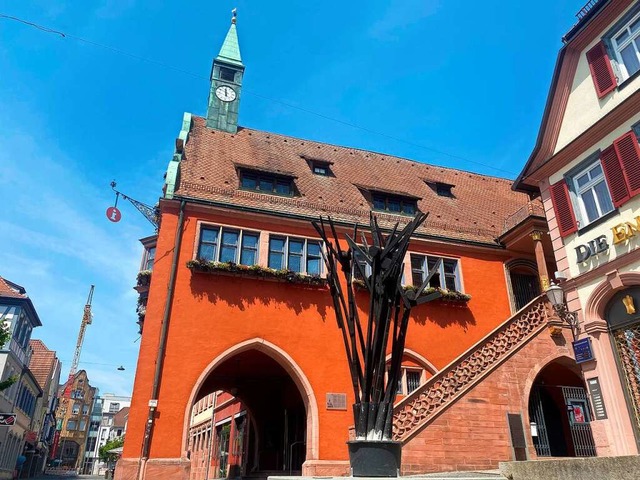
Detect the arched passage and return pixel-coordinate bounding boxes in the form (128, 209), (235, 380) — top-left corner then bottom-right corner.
(505, 259), (540, 312)
(528, 356), (596, 458)
(183, 339), (319, 479)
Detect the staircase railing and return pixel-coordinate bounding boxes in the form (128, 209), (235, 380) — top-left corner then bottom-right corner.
(393, 295), (549, 443)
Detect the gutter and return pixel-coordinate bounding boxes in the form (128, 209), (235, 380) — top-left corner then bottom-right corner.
(172, 195), (508, 251)
(139, 200), (186, 466)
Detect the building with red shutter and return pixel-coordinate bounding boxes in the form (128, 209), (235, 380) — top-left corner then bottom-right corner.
(515, 0), (640, 459)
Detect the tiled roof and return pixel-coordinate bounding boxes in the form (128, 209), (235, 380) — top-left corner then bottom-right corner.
(112, 407), (130, 428)
(175, 117), (532, 245)
(29, 339), (57, 390)
(0, 276), (26, 299)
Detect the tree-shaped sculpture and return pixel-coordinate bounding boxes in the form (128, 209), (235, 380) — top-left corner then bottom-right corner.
(312, 213), (443, 475)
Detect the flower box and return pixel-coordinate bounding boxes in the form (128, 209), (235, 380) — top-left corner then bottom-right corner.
(186, 259), (328, 288)
(352, 280), (471, 304)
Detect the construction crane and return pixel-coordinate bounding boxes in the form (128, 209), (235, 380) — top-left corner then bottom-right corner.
(71, 285), (94, 378)
(53, 286), (94, 461)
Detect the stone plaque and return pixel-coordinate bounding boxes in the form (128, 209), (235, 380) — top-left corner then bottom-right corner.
(587, 377), (608, 420)
(326, 393), (347, 410)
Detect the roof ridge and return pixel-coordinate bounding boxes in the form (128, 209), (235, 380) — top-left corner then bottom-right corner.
(191, 115), (515, 183)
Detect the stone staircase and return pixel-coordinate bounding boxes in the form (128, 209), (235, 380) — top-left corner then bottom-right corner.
(393, 296), (549, 443)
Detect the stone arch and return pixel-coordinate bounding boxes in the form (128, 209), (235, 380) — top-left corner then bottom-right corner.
(182, 338), (319, 463)
(522, 351), (573, 418)
(385, 348), (438, 375)
(584, 271), (640, 322)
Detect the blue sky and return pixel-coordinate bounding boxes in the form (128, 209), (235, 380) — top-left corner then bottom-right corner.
(0, 1), (586, 395)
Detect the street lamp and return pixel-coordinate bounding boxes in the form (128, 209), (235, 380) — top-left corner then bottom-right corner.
(545, 282), (579, 340)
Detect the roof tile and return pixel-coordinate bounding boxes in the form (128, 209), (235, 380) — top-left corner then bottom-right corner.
(175, 117), (532, 245)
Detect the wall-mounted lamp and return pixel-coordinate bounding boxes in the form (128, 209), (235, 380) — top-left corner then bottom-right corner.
(545, 283), (580, 340)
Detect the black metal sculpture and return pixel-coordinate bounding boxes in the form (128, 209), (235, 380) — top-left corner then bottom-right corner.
(312, 213), (442, 475)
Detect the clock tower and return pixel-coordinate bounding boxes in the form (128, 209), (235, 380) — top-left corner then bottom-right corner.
(206, 10), (244, 133)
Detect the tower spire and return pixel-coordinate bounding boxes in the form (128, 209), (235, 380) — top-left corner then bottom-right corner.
(216, 9), (243, 67)
(206, 9), (245, 133)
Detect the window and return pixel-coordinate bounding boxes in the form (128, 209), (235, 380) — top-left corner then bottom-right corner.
(372, 193), (417, 215)
(72, 404), (80, 415)
(353, 249), (372, 281)
(144, 247), (156, 271)
(219, 67), (236, 82)
(312, 163), (330, 176)
(426, 181), (454, 197)
(411, 254), (461, 291)
(197, 226), (260, 265)
(268, 236), (323, 275)
(240, 171), (294, 196)
(406, 370), (422, 394)
(612, 11), (640, 80)
(109, 403), (120, 414)
(387, 367), (424, 395)
(569, 159), (614, 225)
(82, 405), (90, 415)
(67, 420), (76, 431)
(79, 420), (87, 431)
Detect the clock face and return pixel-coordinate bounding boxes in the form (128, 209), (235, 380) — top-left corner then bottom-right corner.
(215, 85), (237, 102)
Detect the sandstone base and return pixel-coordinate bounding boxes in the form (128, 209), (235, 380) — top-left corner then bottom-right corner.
(500, 455), (640, 480)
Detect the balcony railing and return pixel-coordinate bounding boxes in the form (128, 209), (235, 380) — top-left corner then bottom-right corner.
(576, 0), (600, 21)
(502, 201), (546, 234)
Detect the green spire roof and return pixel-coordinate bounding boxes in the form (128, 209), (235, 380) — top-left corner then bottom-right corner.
(216, 23), (243, 67)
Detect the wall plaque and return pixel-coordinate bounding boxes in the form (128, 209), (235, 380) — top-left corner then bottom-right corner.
(572, 338), (595, 364)
(587, 377), (608, 420)
(326, 393), (347, 410)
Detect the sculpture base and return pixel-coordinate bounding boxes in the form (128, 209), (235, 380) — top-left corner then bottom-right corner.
(347, 440), (401, 477)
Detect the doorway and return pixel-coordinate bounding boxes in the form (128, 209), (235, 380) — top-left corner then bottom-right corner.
(528, 358), (596, 457)
(189, 348), (308, 479)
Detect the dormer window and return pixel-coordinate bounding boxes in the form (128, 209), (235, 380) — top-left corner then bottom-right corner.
(372, 193), (417, 215)
(219, 67), (236, 82)
(240, 170), (294, 196)
(313, 164), (329, 176)
(301, 155), (333, 176)
(426, 180), (455, 198)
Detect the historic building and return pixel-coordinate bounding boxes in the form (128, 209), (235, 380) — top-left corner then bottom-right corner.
(116, 11), (613, 479)
(515, 0), (640, 457)
(0, 277), (43, 480)
(52, 370), (96, 471)
(26, 339), (62, 476)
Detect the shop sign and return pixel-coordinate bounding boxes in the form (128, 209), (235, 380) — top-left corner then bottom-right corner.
(0, 413), (16, 426)
(572, 338), (595, 364)
(574, 216), (640, 263)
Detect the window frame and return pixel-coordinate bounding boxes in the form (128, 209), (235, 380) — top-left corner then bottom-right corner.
(312, 163), (330, 176)
(371, 193), (417, 215)
(239, 170), (294, 197)
(267, 235), (324, 275)
(196, 224), (261, 266)
(386, 366), (425, 396)
(610, 9), (640, 81)
(410, 253), (463, 292)
(143, 246), (156, 271)
(564, 152), (615, 228)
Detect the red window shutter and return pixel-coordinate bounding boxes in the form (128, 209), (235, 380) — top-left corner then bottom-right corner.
(550, 180), (578, 237)
(613, 131), (640, 197)
(586, 42), (617, 98)
(600, 145), (630, 207)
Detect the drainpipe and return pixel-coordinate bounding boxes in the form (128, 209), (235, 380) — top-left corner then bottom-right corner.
(138, 200), (186, 477)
